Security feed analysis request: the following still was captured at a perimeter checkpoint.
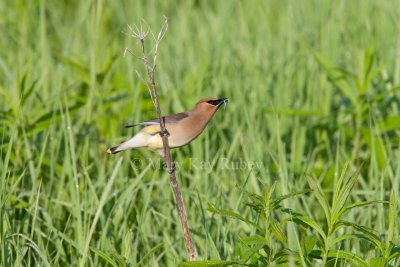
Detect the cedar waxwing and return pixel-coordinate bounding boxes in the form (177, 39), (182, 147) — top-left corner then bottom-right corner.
(107, 97), (229, 156)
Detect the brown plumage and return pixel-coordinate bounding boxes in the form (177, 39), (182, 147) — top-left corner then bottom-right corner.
(107, 97), (229, 156)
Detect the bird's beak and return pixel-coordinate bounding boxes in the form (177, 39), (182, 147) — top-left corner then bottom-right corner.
(216, 98), (229, 109)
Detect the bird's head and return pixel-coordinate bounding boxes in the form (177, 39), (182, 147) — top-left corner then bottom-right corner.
(195, 97), (229, 112)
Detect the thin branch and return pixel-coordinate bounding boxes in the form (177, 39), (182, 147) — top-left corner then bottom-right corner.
(123, 47), (141, 60)
(126, 17), (196, 261)
(149, 17), (169, 66)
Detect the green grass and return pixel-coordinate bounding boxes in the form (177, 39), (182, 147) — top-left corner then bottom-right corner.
(1, 0), (400, 266)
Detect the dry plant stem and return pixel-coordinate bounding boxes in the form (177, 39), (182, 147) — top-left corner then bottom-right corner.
(137, 29), (196, 261)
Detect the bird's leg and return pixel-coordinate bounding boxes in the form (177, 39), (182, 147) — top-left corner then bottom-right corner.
(159, 117), (170, 138)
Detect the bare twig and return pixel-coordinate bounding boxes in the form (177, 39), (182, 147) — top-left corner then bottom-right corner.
(127, 18), (196, 261)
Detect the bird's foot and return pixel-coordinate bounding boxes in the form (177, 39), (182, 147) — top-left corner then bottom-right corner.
(160, 129), (170, 138)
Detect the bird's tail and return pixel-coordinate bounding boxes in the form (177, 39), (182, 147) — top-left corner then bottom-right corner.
(106, 132), (147, 155)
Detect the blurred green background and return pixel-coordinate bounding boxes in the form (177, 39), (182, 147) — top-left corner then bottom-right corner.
(1, 0), (400, 266)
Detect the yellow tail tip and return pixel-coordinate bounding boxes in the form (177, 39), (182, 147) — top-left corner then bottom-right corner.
(106, 148), (112, 154)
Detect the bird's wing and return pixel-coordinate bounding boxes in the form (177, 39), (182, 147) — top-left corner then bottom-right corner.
(125, 112), (189, 128)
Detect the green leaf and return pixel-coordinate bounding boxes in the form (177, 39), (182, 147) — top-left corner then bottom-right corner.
(240, 240), (266, 263)
(237, 186), (264, 208)
(20, 76), (38, 107)
(361, 48), (382, 95)
(239, 235), (271, 260)
(90, 247), (119, 267)
(336, 200), (386, 221)
(301, 236), (318, 256)
(331, 164), (360, 225)
(387, 246), (400, 262)
(326, 250), (368, 267)
(207, 203), (264, 233)
(306, 176), (331, 226)
(179, 260), (237, 267)
(378, 115), (400, 132)
(239, 235), (265, 246)
(264, 181), (277, 202)
(108, 251), (126, 267)
(282, 209), (326, 240)
(312, 50), (359, 105)
(270, 222), (286, 244)
(273, 249), (301, 265)
(270, 189), (311, 210)
(139, 243), (164, 265)
(368, 257), (386, 267)
(338, 220), (384, 253)
(330, 234), (358, 246)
